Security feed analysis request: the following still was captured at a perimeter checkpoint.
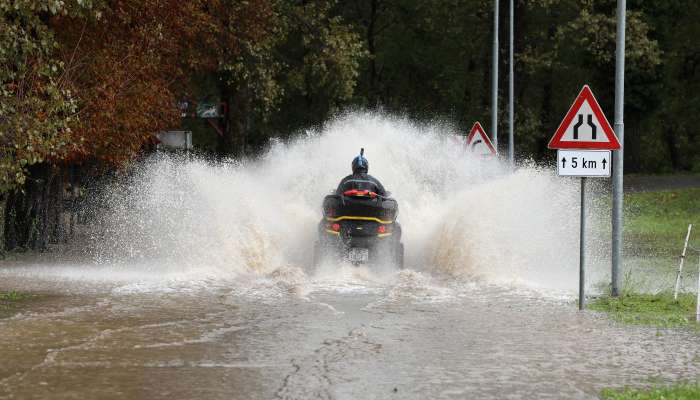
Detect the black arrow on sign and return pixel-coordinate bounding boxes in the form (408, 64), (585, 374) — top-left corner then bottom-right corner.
(573, 115), (583, 140)
(561, 157), (567, 168)
(470, 139), (483, 153)
(587, 115), (597, 140)
(602, 158), (607, 169)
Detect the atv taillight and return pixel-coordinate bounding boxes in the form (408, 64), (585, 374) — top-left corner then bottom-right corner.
(343, 189), (378, 198)
(331, 223), (341, 232)
(377, 225), (387, 234)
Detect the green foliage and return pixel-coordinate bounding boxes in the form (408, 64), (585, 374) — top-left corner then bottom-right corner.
(271, 0), (367, 130)
(218, 0), (287, 117)
(0, 290), (38, 318)
(219, 0), (367, 117)
(0, 290), (29, 302)
(0, 0), (100, 192)
(589, 292), (697, 327)
(213, 0), (366, 152)
(635, 1), (700, 172)
(284, 1), (366, 107)
(3, 0), (700, 190)
(601, 383), (700, 400)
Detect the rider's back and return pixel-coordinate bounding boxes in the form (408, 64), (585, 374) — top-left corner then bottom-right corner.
(336, 172), (386, 196)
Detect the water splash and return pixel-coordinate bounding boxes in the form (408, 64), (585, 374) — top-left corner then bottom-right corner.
(74, 112), (601, 291)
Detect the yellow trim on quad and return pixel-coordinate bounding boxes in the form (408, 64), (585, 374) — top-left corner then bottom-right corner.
(325, 216), (393, 224)
(324, 229), (340, 235)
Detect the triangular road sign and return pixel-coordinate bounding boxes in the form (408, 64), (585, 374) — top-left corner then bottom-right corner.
(548, 85), (621, 150)
(466, 122), (496, 156)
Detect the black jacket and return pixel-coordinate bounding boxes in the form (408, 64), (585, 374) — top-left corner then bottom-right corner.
(336, 173), (387, 196)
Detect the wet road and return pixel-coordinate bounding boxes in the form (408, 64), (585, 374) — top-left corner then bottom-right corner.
(1, 266), (699, 400)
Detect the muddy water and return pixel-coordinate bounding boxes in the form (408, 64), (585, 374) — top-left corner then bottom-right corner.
(2, 113), (698, 398)
(1, 266), (699, 400)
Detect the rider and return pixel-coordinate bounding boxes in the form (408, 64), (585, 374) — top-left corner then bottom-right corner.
(336, 148), (387, 197)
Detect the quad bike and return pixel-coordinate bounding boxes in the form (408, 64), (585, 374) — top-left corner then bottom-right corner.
(313, 189), (404, 268)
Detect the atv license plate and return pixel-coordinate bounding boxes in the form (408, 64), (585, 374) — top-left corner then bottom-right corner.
(348, 248), (369, 263)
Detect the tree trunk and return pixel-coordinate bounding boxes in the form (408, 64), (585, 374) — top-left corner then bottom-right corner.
(662, 122), (680, 170)
(625, 122), (641, 173)
(367, 0), (378, 104)
(218, 82), (249, 157)
(0, 195), (5, 256)
(3, 163), (64, 251)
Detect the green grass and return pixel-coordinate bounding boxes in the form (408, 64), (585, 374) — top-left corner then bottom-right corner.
(0, 290), (33, 304)
(589, 292), (697, 327)
(601, 383), (700, 399)
(624, 188), (700, 256)
(0, 291), (43, 319)
(0, 290), (30, 302)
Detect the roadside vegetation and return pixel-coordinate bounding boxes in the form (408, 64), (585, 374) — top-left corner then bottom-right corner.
(625, 188), (700, 257)
(0, 291), (36, 317)
(0, 290), (30, 303)
(590, 187), (700, 327)
(601, 383), (700, 400)
(589, 292), (696, 328)
(2, 0), (700, 253)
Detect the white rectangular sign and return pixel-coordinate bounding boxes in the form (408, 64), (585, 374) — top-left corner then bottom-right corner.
(557, 150), (611, 177)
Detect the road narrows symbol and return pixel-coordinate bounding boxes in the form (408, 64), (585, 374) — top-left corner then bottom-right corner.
(573, 114), (598, 140)
(588, 115), (597, 140)
(466, 122), (496, 155)
(548, 85), (620, 150)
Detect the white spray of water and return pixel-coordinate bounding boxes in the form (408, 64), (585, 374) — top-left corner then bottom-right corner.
(78, 112), (601, 291)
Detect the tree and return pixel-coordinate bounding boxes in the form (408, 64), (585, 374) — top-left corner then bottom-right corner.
(2, 0), (223, 250)
(53, 0), (220, 167)
(211, 0), (366, 154)
(270, 0), (367, 132)
(1, 0), (102, 250)
(0, 0), (98, 193)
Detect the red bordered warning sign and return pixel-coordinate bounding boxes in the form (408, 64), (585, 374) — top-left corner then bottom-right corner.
(548, 85), (621, 150)
(466, 122), (496, 155)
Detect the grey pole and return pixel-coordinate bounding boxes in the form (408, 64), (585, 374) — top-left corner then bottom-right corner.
(580, 177), (586, 310)
(611, 0), (626, 297)
(696, 253), (700, 322)
(508, 0), (514, 165)
(491, 0), (499, 151)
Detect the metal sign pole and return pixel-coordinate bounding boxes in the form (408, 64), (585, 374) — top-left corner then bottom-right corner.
(579, 177), (586, 310)
(696, 253), (700, 322)
(548, 85), (619, 310)
(492, 0), (499, 151)
(611, 0), (626, 297)
(508, 0), (514, 165)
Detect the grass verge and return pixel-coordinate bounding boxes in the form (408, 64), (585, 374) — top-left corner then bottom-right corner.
(601, 383), (700, 400)
(588, 292), (697, 328)
(0, 291), (36, 317)
(0, 290), (32, 303)
(624, 188), (700, 256)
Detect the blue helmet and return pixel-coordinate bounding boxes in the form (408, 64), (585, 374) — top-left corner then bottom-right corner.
(351, 148), (368, 173)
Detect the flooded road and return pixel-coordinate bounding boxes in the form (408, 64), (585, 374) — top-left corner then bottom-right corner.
(1, 266), (699, 400)
(2, 114), (698, 398)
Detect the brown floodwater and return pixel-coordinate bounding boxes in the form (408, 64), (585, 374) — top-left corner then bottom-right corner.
(3, 114), (699, 398)
(1, 263), (699, 400)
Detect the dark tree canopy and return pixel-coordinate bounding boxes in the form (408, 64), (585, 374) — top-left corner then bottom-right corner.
(1, 0), (699, 250)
